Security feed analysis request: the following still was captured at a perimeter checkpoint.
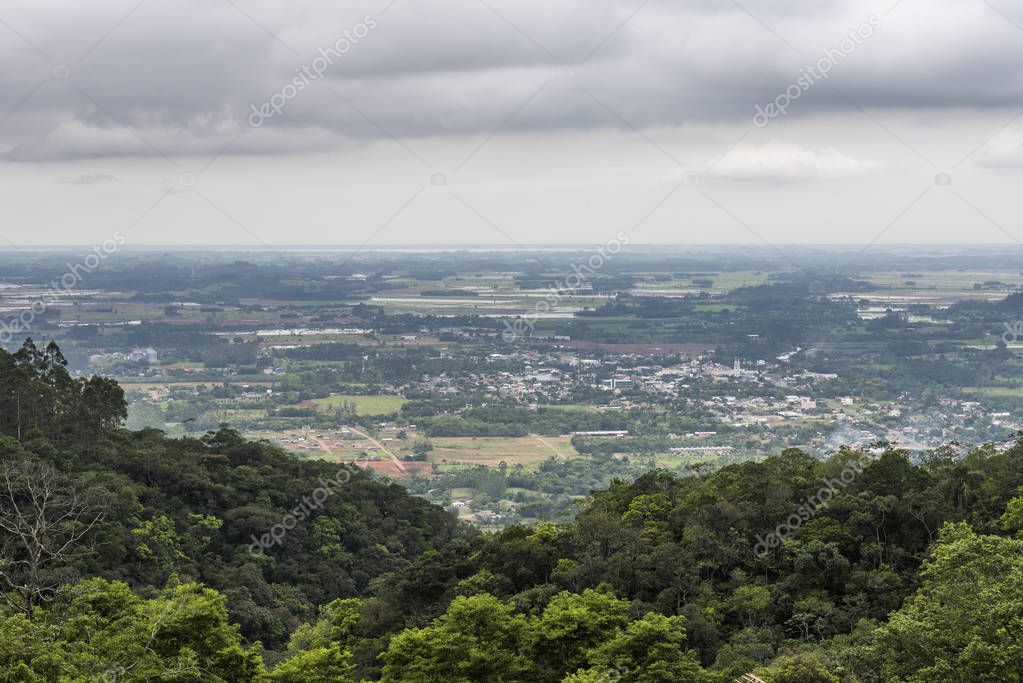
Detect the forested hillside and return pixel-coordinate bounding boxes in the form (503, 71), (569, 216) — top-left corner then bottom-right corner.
(0, 341), (466, 657)
(1, 339), (1022, 681)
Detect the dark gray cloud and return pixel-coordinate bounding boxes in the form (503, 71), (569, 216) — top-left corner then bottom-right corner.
(1, 0), (1022, 160)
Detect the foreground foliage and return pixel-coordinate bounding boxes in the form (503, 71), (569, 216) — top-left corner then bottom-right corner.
(0, 578), (263, 681)
(2, 340), (1023, 680)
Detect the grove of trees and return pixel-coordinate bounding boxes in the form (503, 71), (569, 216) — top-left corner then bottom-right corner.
(1, 340), (1022, 681)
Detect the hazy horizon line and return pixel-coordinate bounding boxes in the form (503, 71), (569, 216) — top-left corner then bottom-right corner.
(1, 243), (1022, 252)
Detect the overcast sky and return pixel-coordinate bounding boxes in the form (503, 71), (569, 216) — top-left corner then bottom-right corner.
(3, 0), (1023, 248)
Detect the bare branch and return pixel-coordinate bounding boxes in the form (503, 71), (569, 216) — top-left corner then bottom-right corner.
(0, 457), (103, 619)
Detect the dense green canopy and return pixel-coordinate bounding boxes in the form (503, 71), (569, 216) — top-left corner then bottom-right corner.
(2, 340), (1022, 681)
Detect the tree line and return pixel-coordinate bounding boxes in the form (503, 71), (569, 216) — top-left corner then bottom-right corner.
(1, 340), (1022, 680)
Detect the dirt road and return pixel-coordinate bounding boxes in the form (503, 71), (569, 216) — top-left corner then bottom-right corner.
(346, 426), (408, 474)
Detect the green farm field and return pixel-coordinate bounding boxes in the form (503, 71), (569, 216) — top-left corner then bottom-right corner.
(428, 435), (577, 468)
(309, 394), (408, 415)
